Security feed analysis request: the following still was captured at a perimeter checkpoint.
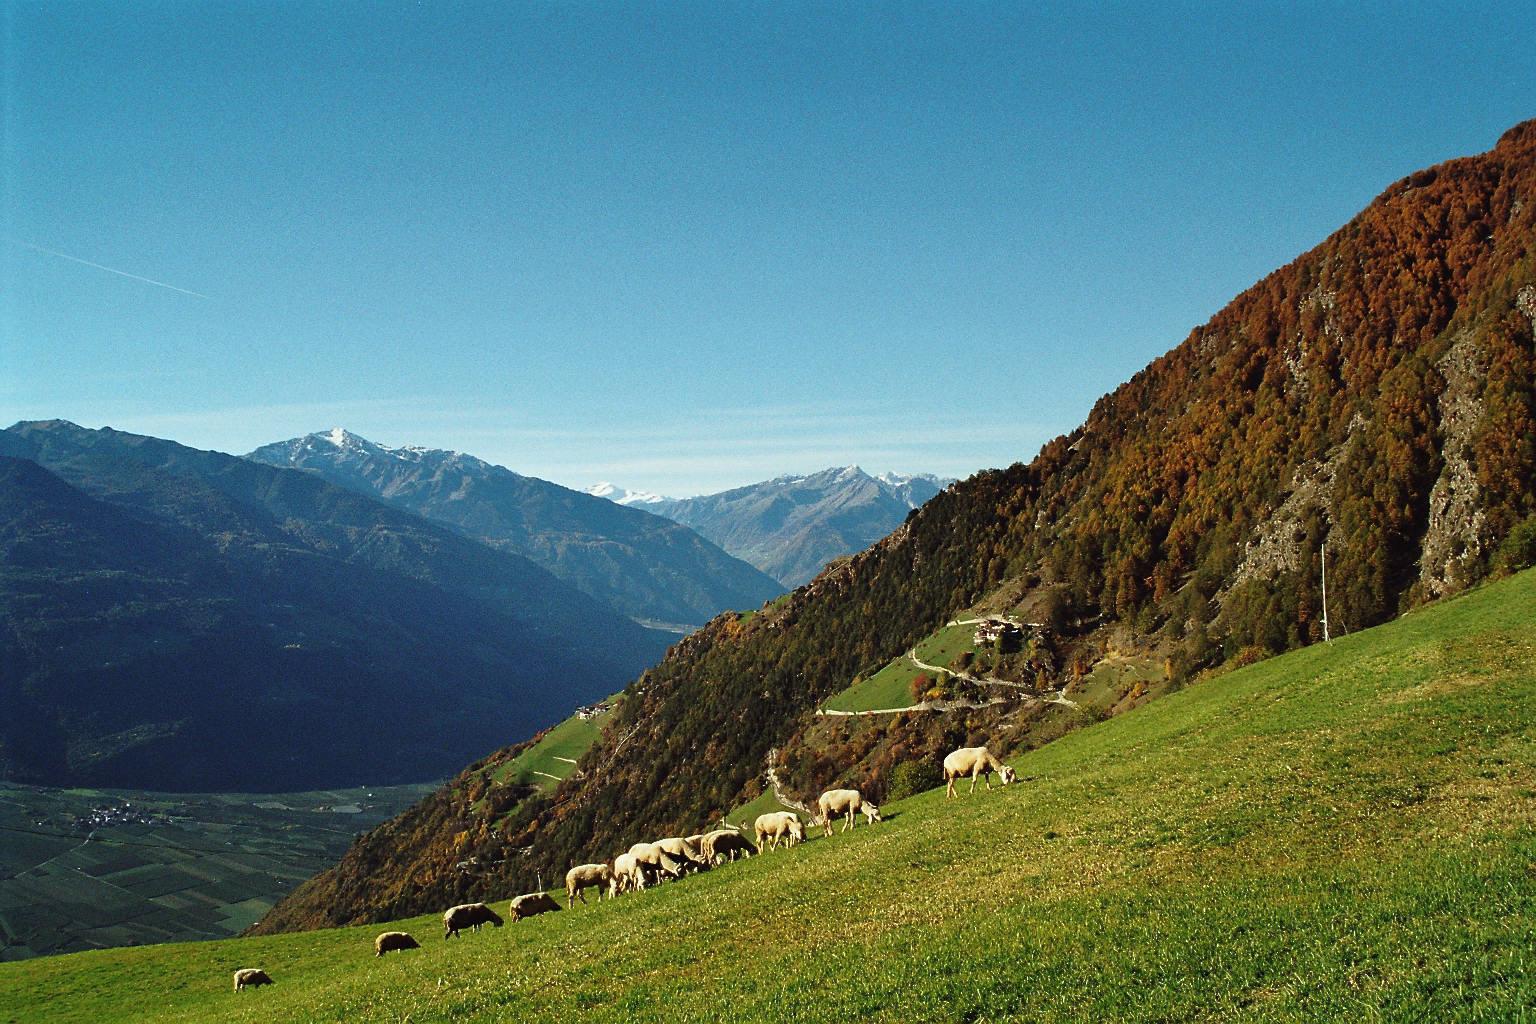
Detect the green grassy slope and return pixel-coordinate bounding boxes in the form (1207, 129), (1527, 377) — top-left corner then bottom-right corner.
(4, 570), (1535, 1023)
(489, 699), (618, 794)
(822, 657), (925, 712)
(822, 622), (980, 712)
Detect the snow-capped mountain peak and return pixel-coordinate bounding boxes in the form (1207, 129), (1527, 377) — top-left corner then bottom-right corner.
(586, 482), (672, 506)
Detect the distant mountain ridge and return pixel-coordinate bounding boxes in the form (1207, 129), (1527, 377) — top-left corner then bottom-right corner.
(0, 420), (671, 791)
(247, 429), (783, 628)
(590, 466), (953, 587)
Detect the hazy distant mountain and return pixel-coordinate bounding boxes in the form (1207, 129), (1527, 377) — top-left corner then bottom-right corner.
(585, 482), (672, 506)
(593, 466), (954, 588)
(0, 420), (670, 791)
(247, 430), (782, 628)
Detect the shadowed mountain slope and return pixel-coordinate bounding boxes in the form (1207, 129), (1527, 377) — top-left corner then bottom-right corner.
(0, 422), (671, 791)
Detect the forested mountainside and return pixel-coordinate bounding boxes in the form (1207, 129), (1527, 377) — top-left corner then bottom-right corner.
(608, 466), (951, 588)
(248, 430), (782, 628)
(0, 422), (670, 791)
(254, 121), (1536, 933)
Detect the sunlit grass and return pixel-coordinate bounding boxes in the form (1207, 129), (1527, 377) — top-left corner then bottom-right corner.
(4, 572), (1535, 1023)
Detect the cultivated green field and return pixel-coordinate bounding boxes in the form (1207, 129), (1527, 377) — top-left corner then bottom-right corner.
(913, 620), (985, 668)
(4, 571), (1535, 1022)
(822, 620), (998, 712)
(821, 656), (926, 712)
(490, 698), (619, 793)
(0, 783), (437, 962)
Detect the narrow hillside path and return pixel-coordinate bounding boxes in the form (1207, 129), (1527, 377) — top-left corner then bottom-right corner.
(907, 650), (1032, 690)
(763, 749), (816, 818)
(907, 650), (1082, 709)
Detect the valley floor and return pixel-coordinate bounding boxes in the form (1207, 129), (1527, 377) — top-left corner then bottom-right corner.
(0, 782), (437, 961)
(2, 572), (1534, 1022)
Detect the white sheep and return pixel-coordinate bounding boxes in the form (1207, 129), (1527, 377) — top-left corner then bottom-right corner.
(509, 892), (563, 921)
(609, 852), (643, 896)
(655, 835), (708, 872)
(754, 811), (806, 851)
(374, 931), (420, 956)
(443, 901), (504, 938)
(565, 862), (613, 907)
(700, 828), (755, 863)
(816, 788), (882, 836)
(942, 745), (1017, 798)
(233, 968), (273, 992)
(628, 841), (687, 881)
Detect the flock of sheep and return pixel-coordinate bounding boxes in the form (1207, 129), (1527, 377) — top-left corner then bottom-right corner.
(231, 744), (1017, 992)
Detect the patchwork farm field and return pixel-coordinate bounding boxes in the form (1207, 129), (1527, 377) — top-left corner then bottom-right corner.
(4, 570), (1536, 1022)
(0, 782), (437, 961)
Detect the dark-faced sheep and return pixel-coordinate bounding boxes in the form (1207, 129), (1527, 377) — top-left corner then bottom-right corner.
(701, 828), (755, 864)
(443, 901), (504, 939)
(233, 968), (273, 992)
(510, 892), (563, 921)
(565, 862), (613, 907)
(754, 811), (805, 851)
(816, 788), (881, 836)
(942, 745), (1017, 798)
(374, 931), (420, 956)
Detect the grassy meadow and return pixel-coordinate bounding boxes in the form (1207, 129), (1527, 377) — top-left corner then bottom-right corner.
(489, 700), (618, 794)
(3, 570), (1534, 1022)
(822, 622), (983, 712)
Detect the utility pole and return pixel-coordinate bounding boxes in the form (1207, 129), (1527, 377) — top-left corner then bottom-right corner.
(1321, 542), (1331, 643)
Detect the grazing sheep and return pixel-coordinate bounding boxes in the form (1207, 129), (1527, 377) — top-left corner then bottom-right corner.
(565, 862), (613, 907)
(942, 745), (1018, 798)
(656, 836), (709, 872)
(700, 828), (755, 864)
(628, 841), (687, 881)
(608, 853), (657, 890)
(443, 901), (504, 939)
(510, 892), (563, 921)
(233, 968), (273, 992)
(374, 931), (420, 956)
(754, 811), (806, 851)
(816, 789), (882, 836)
(605, 853), (635, 890)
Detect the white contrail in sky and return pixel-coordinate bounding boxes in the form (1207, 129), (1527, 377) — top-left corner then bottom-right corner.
(10, 239), (210, 299)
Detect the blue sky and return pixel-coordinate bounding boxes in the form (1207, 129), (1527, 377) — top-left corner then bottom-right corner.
(4, 2), (1533, 496)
